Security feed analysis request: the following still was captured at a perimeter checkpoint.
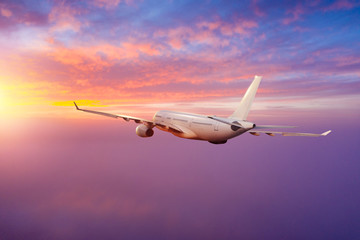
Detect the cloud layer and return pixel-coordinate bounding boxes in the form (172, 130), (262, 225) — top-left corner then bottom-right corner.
(0, 0), (359, 116)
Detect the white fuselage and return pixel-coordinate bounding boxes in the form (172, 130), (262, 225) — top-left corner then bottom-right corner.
(153, 110), (254, 143)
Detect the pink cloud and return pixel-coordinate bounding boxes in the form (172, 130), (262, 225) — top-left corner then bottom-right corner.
(251, 0), (265, 17)
(7, 37), (356, 105)
(1, 2), (357, 114)
(122, 42), (162, 56)
(197, 19), (258, 37)
(323, 0), (359, 11)
(92, 0), (135, 8)
(46, 41), (163, 74)
(282, 4), (304, 25)
(155, 26), (193, 49)
(1, 7), (12, 17)
(48, 3), (85, 33)
(156, 19), (257, 50)
(93, 0), (121, 8)
(0, 3), (47, 29)
(197, 20), (221, 31)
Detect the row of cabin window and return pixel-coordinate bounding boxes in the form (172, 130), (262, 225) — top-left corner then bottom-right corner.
(155, 115), (213, 126)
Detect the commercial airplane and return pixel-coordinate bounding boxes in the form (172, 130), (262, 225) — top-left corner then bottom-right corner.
(74, 76), (331, 144)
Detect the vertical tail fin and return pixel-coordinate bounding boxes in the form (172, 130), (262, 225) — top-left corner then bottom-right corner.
(230, 75), (262, 120)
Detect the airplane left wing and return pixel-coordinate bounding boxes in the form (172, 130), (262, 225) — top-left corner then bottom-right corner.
(73, 102), (155, 127)
(248, 130), (332, 137)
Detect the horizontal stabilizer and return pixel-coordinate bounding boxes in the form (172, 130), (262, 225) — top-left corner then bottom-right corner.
(321, 130), (332, 136)
(248, 130), (332, 137)
(254, 125), (297, 129)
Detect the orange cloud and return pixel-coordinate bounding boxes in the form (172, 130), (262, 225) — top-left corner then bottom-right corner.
(122, 42), (162, 56)
(47, 41), (163, 73)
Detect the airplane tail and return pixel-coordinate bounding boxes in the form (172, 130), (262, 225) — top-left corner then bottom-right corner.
(230, 75), (262, 120)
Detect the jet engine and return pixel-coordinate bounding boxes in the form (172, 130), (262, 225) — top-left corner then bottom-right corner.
(136, 124), (154, 137)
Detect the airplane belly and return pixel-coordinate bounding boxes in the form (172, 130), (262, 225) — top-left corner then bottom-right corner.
(191, 126), (216, 140)
(154, 112), (248, 142)
(188, 120), (217, 140)
(155, 123), (199, 139)
(207, 123), (247, 141)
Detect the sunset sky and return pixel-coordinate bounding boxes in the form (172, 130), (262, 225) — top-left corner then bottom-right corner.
(0, 0), (359, 118)
(0, 0), (360, 239)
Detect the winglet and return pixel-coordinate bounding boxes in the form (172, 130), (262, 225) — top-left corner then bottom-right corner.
(321, 130), (332, 136)
(74, 101), (80, 110)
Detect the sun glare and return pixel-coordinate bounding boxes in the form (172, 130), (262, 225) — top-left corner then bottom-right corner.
(0, 89), (4, 110)
(0, 86), (11, 114)
(0, 93), (7, 115)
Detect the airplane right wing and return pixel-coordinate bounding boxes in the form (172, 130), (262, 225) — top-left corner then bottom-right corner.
(248, 129), (332, 137)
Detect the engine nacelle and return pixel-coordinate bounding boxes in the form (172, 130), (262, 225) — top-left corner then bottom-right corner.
(136, 124), (154, 137)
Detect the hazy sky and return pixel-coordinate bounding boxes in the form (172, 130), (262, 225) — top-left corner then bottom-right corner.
(0, 0), (360, 239)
